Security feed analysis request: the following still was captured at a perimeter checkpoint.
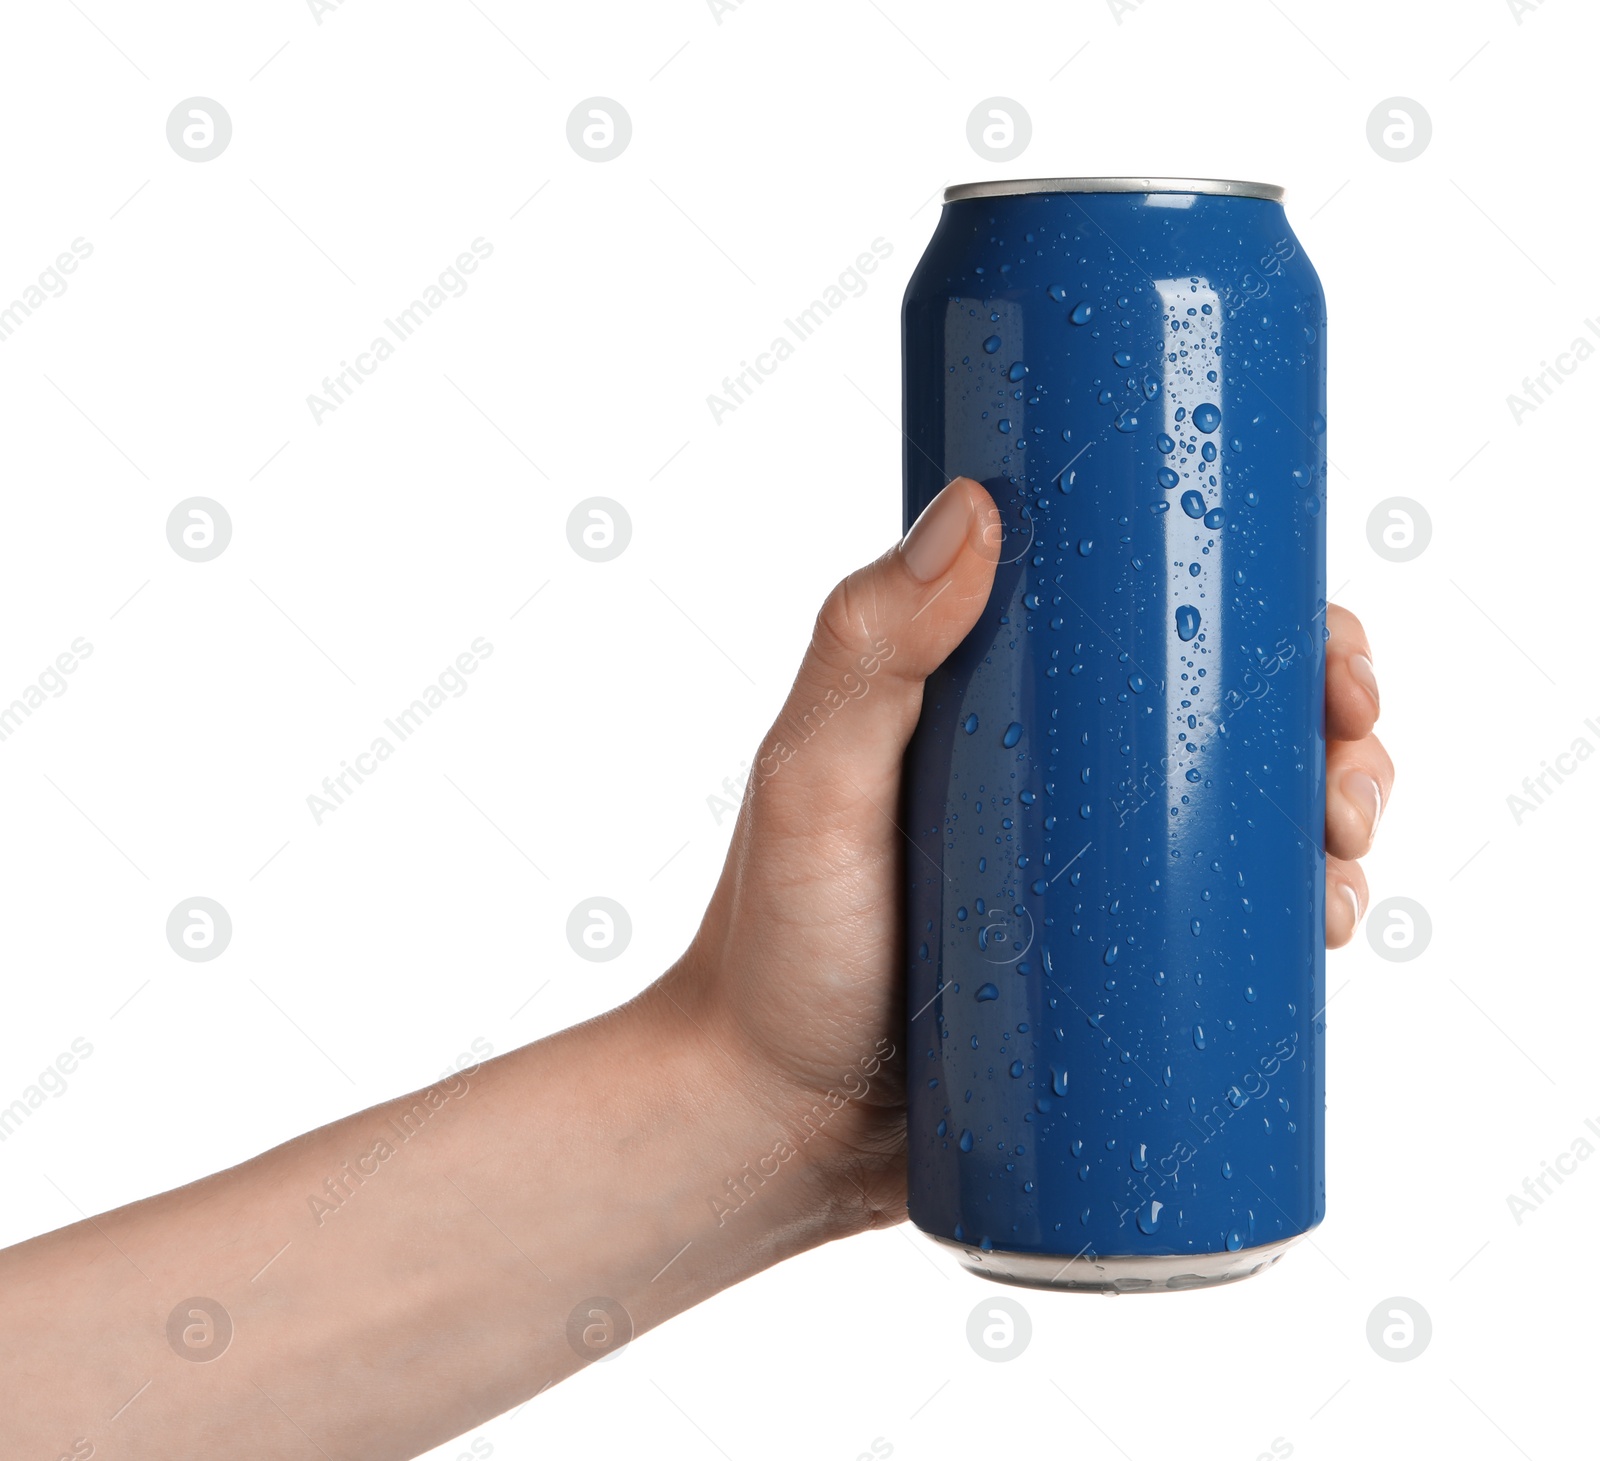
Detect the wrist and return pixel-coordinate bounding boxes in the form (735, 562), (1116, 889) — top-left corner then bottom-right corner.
(637, 956), (899, 1247)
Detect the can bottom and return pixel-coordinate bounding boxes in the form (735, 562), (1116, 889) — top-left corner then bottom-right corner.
(927, 1231), (1305, 1294)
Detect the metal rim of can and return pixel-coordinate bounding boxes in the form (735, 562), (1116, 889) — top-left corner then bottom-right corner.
(942, 176), (1285, 203)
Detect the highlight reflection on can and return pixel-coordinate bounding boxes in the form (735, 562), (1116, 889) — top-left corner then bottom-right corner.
(903, 178), (1327, 1292)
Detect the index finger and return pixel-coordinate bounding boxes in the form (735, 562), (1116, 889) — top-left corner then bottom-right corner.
(1326, 602), (1379, 742)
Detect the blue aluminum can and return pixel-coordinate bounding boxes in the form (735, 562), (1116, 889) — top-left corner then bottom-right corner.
(903, 178), (1326, 1292)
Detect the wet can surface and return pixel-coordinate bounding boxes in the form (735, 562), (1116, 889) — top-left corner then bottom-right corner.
(902, 178), (1327, 1292)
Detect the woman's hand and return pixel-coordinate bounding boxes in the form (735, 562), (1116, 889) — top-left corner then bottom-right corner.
(670, 476), (1390, 1235)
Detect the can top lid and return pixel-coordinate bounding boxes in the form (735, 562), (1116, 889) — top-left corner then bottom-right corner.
(943, 176), (1285, 203)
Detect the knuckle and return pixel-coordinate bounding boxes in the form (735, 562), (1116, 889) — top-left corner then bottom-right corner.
(1327, 605), (1371, 656)
(1328, 602), (1364, 636)
(812, 572), (870, 665)
(1347, 862), (1370, 904)
(1328, 804), (1370, 859)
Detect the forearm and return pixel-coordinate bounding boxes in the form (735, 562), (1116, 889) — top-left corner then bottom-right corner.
(0, 971), (858, 1459)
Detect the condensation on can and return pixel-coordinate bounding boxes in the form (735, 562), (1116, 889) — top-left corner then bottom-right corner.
(902, 178), (1327, 1288)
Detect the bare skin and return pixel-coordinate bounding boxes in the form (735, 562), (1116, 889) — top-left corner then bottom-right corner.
(0, 478), (1389, 1460)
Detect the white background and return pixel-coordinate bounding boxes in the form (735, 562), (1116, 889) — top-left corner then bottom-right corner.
(0, 1), (1591, 1457)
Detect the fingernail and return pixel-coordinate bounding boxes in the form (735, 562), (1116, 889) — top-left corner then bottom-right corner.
(901, 481), (974, 582)
(1341, 768), (1382, 840)
(1337, 881), (1361, 931)
(1348, 654), (1379, 715)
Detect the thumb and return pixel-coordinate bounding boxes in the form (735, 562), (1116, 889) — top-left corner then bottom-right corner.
(752, 476), (1001, 819)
